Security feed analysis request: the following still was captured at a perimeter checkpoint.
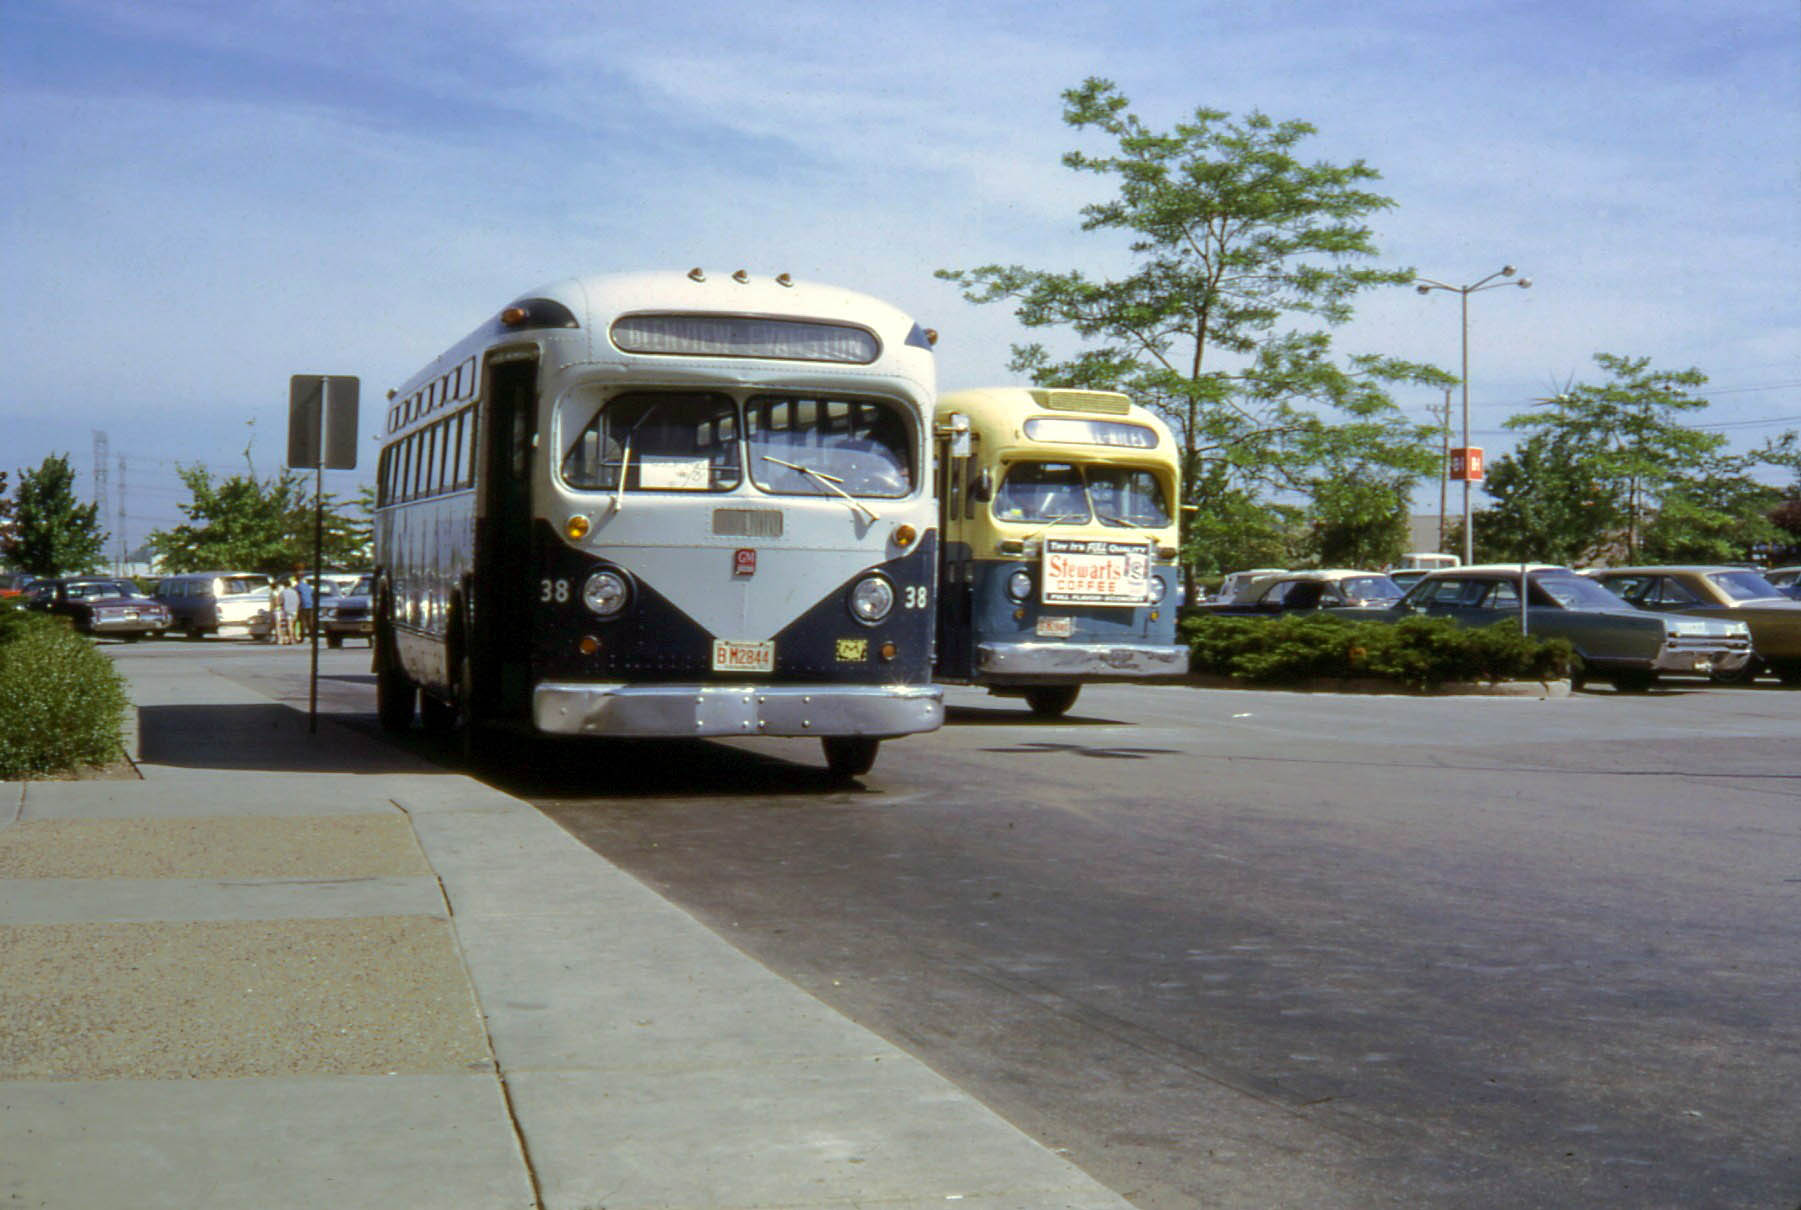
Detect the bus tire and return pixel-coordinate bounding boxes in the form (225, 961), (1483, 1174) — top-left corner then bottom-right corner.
(420, 690), (456, 735)
(1025, 685), (1080, 718)
(326, 633), (344, 650)
(374, 613), (415, 733)
(823, 736), (878, 779)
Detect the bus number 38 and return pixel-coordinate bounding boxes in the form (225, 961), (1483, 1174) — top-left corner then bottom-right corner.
(540, 578), (570, 604)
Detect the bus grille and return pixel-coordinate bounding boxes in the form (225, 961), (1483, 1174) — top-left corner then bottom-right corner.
(713, 508), (784, 538)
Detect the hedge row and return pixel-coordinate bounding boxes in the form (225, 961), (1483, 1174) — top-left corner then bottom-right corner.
(0, 606), (131, 780)
(1182, 612), (1572, 689)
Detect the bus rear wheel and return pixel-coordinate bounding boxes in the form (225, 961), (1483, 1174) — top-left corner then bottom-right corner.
(823, 736), (879, 779)
(1024, 685), (1080, 718)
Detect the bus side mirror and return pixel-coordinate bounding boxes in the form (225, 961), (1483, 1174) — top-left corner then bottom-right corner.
(971, 469), (994, 502)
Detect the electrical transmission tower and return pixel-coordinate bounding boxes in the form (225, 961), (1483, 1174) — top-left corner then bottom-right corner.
(92, 431), (110, 571)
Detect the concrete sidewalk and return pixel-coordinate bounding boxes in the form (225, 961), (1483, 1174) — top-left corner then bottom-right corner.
(1, 653), (1134, 1209)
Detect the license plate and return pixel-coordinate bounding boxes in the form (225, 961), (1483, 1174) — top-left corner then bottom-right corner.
(1036, 615), (1074, 638)
(712, 639), (775, 674)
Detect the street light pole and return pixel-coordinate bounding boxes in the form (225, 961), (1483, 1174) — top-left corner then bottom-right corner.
(1415, 265), (1532, 565)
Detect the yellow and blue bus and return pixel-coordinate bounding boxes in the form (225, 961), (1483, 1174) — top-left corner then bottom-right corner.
(373, 269), (944, 776)
(934, 387), (1187, 716)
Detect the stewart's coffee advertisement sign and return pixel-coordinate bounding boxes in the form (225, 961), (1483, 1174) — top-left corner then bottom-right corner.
(1042, 539), (1152, 605)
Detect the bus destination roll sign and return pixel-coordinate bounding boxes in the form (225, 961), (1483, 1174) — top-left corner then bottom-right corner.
(1042, 539), (1152, 605)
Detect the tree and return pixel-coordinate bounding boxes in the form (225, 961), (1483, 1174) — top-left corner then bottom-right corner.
(1505, 354), (1724, 562)
(1641, 462), (1782, 564)
(2, 453), (108, 576)
(937, 78), (1451, 584)
(150, 464), (365, 576)
(1470, 433), (1620, 564)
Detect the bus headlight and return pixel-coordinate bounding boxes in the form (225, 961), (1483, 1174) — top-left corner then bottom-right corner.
(848, 575), (895, 624)
(1148, 576), (1167, 605)
(1006, 569), (1034, 602)
(582, 569), (631, 617)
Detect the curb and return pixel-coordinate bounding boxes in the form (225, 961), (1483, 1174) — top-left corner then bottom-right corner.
(1185, 673), (1571, 698)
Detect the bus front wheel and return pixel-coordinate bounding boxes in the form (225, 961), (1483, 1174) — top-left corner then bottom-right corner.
(1025, 685), (1080, 718)
(823, 736), (878, 779)
(375, 617), (415, 733)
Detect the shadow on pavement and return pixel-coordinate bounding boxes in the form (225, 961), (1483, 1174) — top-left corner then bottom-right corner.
(138, 703), (440, 775)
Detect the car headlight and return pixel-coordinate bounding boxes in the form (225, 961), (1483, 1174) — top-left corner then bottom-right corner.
(320, 604), (339, 620)
(848, 575), (895, 624)
(1005, 569), (1034, 602)
(582, 569), (631, 617)
(1148, 575), (1168, 605)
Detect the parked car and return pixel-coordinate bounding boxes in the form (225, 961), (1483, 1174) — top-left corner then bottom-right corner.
(316, 575), (373, 648)
(1585, 565), (1801, 684)
(1214, 567), (1287, 601)
(1195, 568), (1404, 616)
(1387, 568), (1431, 592)
(23, 576), (172, 640)
(1760, 566), (1801, 600)
(1355, 565), (1752, 691)
(153, 571), (273, 639)
(0, 572), (37, 598)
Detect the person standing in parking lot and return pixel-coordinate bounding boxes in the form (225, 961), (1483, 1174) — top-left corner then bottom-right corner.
(278, 579), (301, 645)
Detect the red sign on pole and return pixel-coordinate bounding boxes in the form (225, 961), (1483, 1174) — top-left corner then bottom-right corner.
(1450, 446), (1485, 482)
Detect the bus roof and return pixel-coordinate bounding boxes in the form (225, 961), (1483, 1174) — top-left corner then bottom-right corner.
(936, 385), (1177, 460)
(388, 269), (936, 419)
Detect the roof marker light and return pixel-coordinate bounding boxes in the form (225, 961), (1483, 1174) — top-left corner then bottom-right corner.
(688, 267), (706, 282)
(776, 273), (794, 287)
(500, 306), (527, 327)
(732, 269), (750, 283)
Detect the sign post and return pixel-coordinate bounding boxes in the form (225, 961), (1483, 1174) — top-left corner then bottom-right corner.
(287, 375), (359, 734)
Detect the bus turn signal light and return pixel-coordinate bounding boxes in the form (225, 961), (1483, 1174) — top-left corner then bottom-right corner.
(892, 524), (917, 549)
(565, 514), (592, 540)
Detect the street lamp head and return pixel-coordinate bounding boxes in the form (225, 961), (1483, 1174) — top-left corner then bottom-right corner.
(1416, 284), (1432, 294)
(1500, 265), (1516, 277)
(1517, 277), (1533, 289)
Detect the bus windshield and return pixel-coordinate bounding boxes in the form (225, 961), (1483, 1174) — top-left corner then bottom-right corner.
(993, 461), (1171, 528)
(561, 392), (742, 492)
(747, 394), (913, 498)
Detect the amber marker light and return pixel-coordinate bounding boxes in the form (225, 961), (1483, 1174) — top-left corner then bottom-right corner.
(892, 523), (917, 549)
(578, 635), (601, 656)
(565, 514), (592, 540)
(500, 306), (528, 327)
(879, 642), (898, 661)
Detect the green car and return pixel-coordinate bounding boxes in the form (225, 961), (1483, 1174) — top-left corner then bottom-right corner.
(1352, 565), (1752, 691)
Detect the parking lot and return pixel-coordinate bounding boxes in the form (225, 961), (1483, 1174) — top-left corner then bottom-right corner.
(129, 639), (1801, 1210)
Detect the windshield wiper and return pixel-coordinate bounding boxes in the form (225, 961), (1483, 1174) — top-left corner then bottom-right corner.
(1017, 512), (1090, 543)
(760, 456), (880, 524)
(610, 402), (664, 516)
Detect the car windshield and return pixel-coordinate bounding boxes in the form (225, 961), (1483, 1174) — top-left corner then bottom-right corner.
(1706, 570), (1784, 601)
(1535, 573), (1628, 609)
(1340, 575), (1402, 603)
(993, 461), (1171, 527)
(66, 580), (131, 599)
(351, 576), (373, 596)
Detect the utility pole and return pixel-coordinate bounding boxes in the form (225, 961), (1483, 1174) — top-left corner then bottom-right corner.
(1430, 389), (1451, 552)
(117, 455), (129, 572)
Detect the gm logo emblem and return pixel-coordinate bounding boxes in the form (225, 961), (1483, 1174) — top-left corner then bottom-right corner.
(733, 548), (757, 577)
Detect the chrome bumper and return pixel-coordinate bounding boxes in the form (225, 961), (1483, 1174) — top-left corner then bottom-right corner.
(532, 682), (944, 739)
(977, 640), (1190, 681)
(1653, 637), (1753, 674)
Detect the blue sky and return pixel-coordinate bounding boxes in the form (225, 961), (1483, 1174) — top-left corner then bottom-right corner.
(3, 0), (1797, 559)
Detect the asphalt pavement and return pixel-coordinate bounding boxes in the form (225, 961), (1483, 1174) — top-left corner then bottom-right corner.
(0, 646), (1135, 1210)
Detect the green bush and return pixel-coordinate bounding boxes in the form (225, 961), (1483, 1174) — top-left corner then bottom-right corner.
(0, 609), (131, 779)
(1182, 612), (1571, 689)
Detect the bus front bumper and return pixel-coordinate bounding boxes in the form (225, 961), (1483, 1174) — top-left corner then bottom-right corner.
(532, 682), (945, 740)
(977, 641), (1190, 682)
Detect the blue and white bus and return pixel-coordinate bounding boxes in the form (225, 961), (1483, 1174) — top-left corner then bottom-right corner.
(373, 269), (943, 775)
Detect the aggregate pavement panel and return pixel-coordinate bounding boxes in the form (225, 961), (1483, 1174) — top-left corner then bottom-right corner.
(0, 814), (431, 879)
(0, 916), (490, 1080)
(0, 1074), (534, 1210)
(0, 875), (447, 925)
(508, 1061), (1136, 1210)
